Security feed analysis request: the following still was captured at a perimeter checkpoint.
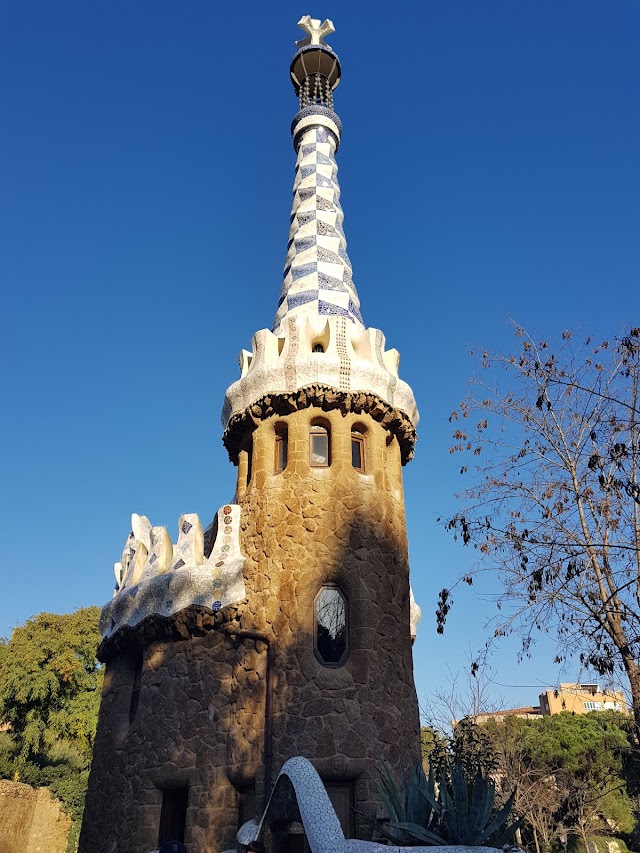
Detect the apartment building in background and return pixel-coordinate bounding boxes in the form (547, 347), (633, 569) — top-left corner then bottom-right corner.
(469, 682), (628, 726)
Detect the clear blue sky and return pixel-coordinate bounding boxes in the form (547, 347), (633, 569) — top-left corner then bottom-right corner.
(2, 1), (639, 715)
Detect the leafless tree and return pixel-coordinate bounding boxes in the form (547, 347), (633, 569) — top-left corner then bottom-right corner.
(440, 327), (640, 730)
(422, 657), (504, 735)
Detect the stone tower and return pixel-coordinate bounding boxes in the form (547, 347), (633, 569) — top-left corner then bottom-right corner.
(80, 16), (421, 853)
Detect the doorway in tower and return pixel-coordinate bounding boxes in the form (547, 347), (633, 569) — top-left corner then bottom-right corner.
(285, 782), (354, 851)
(157, 786), (189, 847)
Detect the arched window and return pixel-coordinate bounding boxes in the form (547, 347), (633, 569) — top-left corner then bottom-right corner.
(312, 342), (325, 353)
(351, 429), (365, 472)
(314, 586), (349, 666)
(274, 425), (288, 474)
(310, 423), (330, 467)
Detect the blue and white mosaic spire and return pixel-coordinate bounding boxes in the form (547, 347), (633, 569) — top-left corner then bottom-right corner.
(273, 17), (363, 335)
(222, 17), (419, 449)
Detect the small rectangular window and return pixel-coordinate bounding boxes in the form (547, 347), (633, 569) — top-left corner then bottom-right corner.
(158, 786), (189, 846)
(129, 653), (143, 725)
(310, 428), (329, 467)
(275, 434), (288, 473)
(351, 435), (364, 472)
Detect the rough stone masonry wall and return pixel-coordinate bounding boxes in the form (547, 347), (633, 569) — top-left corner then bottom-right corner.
(235, 405), (421, 838)
(0, 780), (71, 853)
(80, 404), (420, 852)
(80, 626), (266, 853)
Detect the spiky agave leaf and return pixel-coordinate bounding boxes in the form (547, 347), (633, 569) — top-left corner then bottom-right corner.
(467, 769), (495, 844)
(414, 777), (441, 818)
(376, 760), (405, 824)
(478, 787), (520, 846)
(487, 814), (524, 849)
(406, 764), (426, 826)
(375, 820), (414, 845)
(391, 820), (448, 845)
(439, 766), (457, 842)
(450, 761), (469, 842)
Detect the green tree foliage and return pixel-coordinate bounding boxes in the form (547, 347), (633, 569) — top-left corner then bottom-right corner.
(481, 712), (635, 852)
(440, 327), (640, 730)
(0, 608), (102, 853)
(0, 607), (103, 759)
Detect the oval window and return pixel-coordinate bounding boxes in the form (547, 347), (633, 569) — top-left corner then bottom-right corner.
(314, 586), (349, 666)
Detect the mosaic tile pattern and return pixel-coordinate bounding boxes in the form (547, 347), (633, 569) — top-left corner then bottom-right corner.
(238, 756), (502, 853)
(273, 118), (363, 335)
(99, 506), (246, 640)
(222, 319), (419, 432)
(335, 316), (351, 391)
(221, 104), (419, 436)
(375, 329), (397, 405)
(284, 316), (299, 392)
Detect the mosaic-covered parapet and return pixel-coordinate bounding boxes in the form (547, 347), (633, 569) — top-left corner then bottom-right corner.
(236, 756), (504, 853)
(223, 316), (417, 421)
(221, 316), (418, 463)
(99, 505), (246, 641)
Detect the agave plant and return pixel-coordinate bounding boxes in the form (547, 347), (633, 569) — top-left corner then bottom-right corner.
(376, 761), (446, 845)
(437, 760), (522, 847)
(377, 759), (522, 847)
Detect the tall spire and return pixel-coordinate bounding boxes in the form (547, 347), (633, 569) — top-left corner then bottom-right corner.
(222, 17), (419, 464)
(273, 17), (363, 334)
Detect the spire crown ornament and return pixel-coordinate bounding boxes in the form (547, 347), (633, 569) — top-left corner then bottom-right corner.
(290, 15), (341, 106)
(295, 15), (335, 47)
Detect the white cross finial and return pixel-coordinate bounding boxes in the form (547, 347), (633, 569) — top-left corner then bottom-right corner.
(296, 15), (335, 48)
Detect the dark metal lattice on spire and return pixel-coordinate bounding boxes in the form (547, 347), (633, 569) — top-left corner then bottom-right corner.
(290, 16), (341, 110)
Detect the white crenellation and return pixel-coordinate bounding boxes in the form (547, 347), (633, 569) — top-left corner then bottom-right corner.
(100, 505), (246, 640)
(409, 586), (422, 640)
(169, 513), (204, 571)
(222, 314), (419, 430)
(142, 526), (173, 579)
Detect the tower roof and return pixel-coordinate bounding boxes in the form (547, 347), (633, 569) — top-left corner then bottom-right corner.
(222, 18), (419, 463)
(274, 17), (362, 334)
